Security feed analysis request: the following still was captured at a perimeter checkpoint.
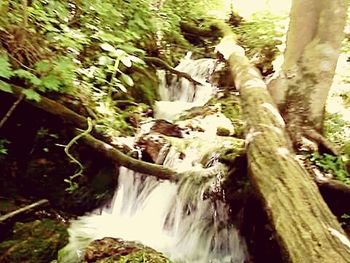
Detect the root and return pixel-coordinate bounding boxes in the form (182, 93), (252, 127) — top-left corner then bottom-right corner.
(303, 128), (339, 155)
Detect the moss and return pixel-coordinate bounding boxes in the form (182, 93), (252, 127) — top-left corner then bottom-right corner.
(177, 105), (219, 121)
(0, 219), (68, 262)
(207, 94), (245, 138)
(216, 126), (231, 136)
(116, 249), (172, 263)
(129, 69), (159, 106)
(84, 237), (172, 263)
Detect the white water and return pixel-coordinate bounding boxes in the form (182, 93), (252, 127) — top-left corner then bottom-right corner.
(155, 56), (219, 121)
(59, 58), (247, 263)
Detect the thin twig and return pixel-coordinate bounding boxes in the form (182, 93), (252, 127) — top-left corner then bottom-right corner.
(0, 94), (24, 129)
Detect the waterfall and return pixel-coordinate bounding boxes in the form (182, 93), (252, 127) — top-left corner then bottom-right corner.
(155, 57), (219, 121)
(59, 58), (247, 263)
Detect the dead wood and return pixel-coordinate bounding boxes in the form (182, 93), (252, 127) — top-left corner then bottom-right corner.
(216, 25), (350, 262)
(145, 56), (202, 85)
(5, 83), (180, 181)
(0, 199), (49, 227)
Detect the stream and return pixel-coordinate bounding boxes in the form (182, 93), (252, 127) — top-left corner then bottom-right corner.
(59, 57), (248, 263)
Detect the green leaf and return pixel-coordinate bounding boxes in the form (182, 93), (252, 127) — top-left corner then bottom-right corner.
(120, 56), (132, 67)
(111, 49), (125, 58)
(0, 80), (12, 93)
(35, 60), (52, 73)
(22, 89), (41, 102)
(100, 43), (117, 53)
(53, 58), (76, 86)
(118, 44), (145, 55)
(98, 56), (113, 66)
(0, 54), (13, 79)
(41, 75), (61, 91)
(120, 73), (134, 87)
(129, 55), (145, 65)
(115, 82), (127, 92)
(14, 69), (41, 86)
(0, 138), (9, 155)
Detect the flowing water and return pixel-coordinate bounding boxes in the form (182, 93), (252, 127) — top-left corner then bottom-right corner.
(59, 58), (247, 263)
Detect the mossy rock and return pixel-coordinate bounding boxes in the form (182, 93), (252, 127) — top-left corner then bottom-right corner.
(129, 69), (159, 106)
(216, 126), (231, 136)
(177, 105), (219, 121)
(0, 219), (68, 263)
(207, 94), (244, 138)
(84, 237), (172, 263)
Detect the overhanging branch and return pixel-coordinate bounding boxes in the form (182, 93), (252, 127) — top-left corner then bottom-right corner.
(4, 84), (179, 181)
(145, 56), (202, 85)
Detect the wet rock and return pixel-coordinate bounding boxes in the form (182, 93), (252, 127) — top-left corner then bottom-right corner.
(216, 126), (231, 136)
(0, 219), (68, 262)
(178, 112), (235, 137)
(84, 237), (172, 263)
(136, 134), (170, 164)
(178, 105), (219, 120)
(150, 119), (184, 138)
(207, 94), (244, 138)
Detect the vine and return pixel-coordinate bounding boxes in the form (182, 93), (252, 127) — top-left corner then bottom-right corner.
(64, 117), (93, 192)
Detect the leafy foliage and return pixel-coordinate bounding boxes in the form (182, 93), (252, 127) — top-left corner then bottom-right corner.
(310, 152), (350, 185)
(0, 138), (9, 156)
(232, 11), (286, 75)
(0, 0), (163, 135)
(0, 53), (13, 79)
(324, 113), (350, 148)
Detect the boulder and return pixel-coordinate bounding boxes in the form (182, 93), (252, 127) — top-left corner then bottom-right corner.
(84, 237), (172, 263)
(0, 219), (68, 262)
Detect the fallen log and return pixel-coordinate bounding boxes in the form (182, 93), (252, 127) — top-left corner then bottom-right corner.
(216, 28), (350, 261)
(4, 84), (179, 181)
(0, 199), (49, 227)
(80, 134), (179, 181)
(10, 84), (87, 130)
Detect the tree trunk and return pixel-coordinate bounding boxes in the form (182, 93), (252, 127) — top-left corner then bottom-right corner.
(216, 31), (350, 261)
(269, 0), (349, 140)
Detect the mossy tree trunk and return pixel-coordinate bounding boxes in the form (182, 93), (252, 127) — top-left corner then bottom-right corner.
(216, 26), (350, 263)
(268, 0), (349, 147)
(6, 84), (179, 181)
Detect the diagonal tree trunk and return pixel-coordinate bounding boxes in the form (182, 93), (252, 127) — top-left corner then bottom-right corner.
(216, 28), (350, 262)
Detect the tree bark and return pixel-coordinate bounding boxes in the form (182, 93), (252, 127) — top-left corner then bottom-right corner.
(269, 0), (349, 137)
(216, 31), (350, 262)
(80, 134), (179, 181)
(5, 84), (179, 181)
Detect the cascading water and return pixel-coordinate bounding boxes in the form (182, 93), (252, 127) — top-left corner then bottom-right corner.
(155, 56), (219, 121)
(59, 57), (247, 263)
